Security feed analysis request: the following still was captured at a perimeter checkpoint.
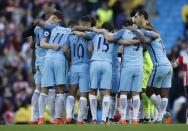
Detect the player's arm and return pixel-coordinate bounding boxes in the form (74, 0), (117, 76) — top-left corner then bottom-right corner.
(73, 31), (96, 40)
(141, 29), (160, 40)
(40, 38), (61, 51)
(63, 36), (71, 61)
(93, 28), (116, 42)
(88, 42), (93, 57)
(72, 26), (94, 32)
(118, 39), (140, 45)
(73, 31), (88, 39)
(63, 45), (71, 61)
(126, 27), (150, 44)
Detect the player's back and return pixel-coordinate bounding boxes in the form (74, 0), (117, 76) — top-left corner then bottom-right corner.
(34, 26), (48, 60)
(68, 34), (90, 71)
(91, 33), (115, 63)
(46, 26), (71, 60)
(147, 37), (171, 66)
(121, 29), (143, 67)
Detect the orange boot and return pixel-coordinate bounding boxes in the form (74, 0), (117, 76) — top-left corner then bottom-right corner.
(54, 118), (64, 125)
(119, 120), (127, 125)
(132, 120), (138, 125)
(65, 117), (72, 124)
(38, 118), (45, 125)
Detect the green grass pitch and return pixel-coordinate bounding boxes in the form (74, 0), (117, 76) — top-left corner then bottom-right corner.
(0, 124), (188, 131)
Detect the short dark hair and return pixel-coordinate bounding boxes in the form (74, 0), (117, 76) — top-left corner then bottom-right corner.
(52, 10), (64, 21)
(137, 10), (148, 20)
(101, 22), (114, 32)
(89, 16), (96, 27)
(130, 10), (138, 17)
(80, 15), (91, 23)
(122, 19), (133, 27)
(68, 20), (78, 28)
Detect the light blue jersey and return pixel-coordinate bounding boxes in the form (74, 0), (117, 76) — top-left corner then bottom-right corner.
(141, 30), (171, 66)
(41, 24), (71, 87)
(67, 34), (90, 71)
(141, 30), (172, 88)
(67, 34), (90, 92)
(86, 32), (115, 90)
(43, 23), (71, 60)
(114, 28), (143, 92)
(34, 26), (50, 62)
(85, 32), (115, 63)
(114, 29), (143, 67)
(34, 26), (51, 85)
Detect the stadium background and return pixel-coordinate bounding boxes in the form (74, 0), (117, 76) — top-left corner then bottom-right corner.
(0, 0), (188, 124)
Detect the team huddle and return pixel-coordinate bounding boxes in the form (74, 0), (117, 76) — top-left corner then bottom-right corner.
(28, 8), (173, 125)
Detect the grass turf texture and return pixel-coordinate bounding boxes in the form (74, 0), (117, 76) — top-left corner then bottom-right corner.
(0, 124), (188, 131)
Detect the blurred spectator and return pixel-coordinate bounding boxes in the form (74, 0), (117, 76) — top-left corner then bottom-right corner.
(168, 39), (188, 109)
(96, 0), (113, 26)
(13, 99), (30, 124)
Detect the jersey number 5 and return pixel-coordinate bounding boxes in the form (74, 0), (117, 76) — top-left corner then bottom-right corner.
(97, 37), (109, 52)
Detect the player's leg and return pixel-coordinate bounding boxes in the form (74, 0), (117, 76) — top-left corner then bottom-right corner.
(31, 68), (41, 124)
(157, 66), (173, 123)
(150, 103), (155, 121)
(119, 67), (132, 124)
(141, 67), (152, 123)
(47, 88), (56, 124)
(31, 61), (44, 124)
(53, 60), (67, 124)
(100, 62), (112, 124)
(108, 92), (117, 122)
(54, 85), (65, 124)
(89, 61), (99, 123)
(146, 66), (162, 111)
(64, 65), (70, 106)
(139, 92), (144, 123)
(31, 86), (40, 124)
(126, 93), (132, 123)
(38, 87), (49, 124)
(141, 89), (151, 122)
(38, 59), (54, 124)
(77, 72), (89, 124)
(108, 66), (119, 122)
(89, 89), (98, 123)
(65, 85), (77, 123)
(65, 72), (78, 123)
(131, 67), (143, 125)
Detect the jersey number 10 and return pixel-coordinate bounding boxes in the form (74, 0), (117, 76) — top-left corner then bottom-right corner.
(73, 44), (84, 58)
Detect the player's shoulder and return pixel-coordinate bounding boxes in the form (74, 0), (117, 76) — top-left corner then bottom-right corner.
(34, 26), (42, 34)
(115, 28), (126, 34)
